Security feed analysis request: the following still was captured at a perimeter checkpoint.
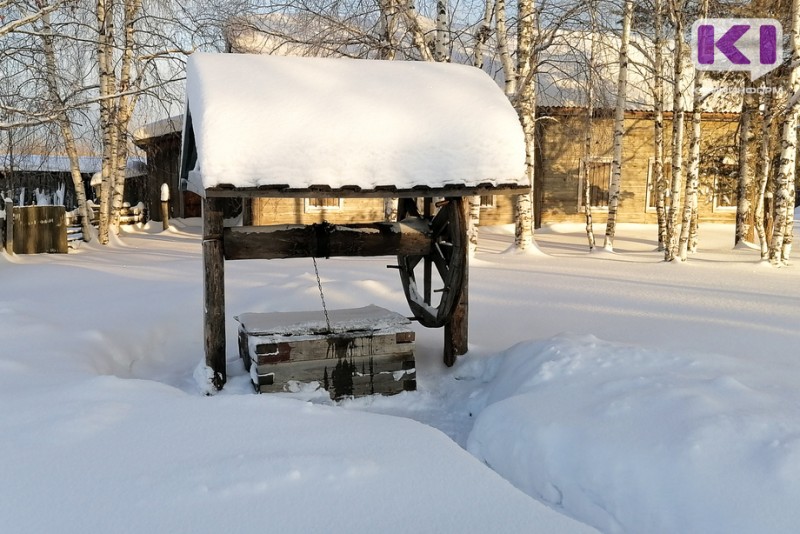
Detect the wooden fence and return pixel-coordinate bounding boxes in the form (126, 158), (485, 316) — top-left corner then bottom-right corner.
(4, 204), (68, 254)
(66, 202), (145, 244)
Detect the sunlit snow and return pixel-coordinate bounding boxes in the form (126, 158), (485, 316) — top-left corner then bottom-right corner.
(1, 220), (799, 533)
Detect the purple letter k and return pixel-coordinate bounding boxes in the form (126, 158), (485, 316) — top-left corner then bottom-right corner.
(697, 24), (751, 65)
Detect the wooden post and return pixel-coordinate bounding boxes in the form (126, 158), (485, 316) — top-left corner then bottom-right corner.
(423, 198), (432, 304)
(160, 183), (170, 231)
(203, 196), (226, 390)
(444, 197), (468, 366)
(4, 200), (13, 253)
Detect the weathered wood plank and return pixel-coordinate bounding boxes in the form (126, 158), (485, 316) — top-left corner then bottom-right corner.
(252, 352), (416, 398)
(245, 331), (414, 365)
(223, 219), (431, 260)
(203, 196), (226, 390)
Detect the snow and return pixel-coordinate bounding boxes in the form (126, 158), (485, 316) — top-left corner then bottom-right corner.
(237, 304), (411, 335)
(184, 53), (527, 193)
(2, 220), (800, 533)
(1, 154), (147, 177)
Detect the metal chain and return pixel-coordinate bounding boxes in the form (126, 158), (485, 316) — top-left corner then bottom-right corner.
(311, 256), (332, 333)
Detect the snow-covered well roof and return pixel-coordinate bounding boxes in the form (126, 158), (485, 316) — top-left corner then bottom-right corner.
(181, 53), (527, 195)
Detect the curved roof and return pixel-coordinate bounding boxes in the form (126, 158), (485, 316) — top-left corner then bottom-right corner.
(181, 53), (527, 195)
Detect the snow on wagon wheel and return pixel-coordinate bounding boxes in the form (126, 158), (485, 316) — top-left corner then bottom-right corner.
(397, 197), (467, 329)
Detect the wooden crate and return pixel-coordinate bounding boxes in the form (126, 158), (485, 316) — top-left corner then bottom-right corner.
(236, 305), (416, 398)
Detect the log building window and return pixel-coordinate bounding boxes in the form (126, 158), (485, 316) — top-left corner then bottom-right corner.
(304, 197), (343, 212)
(702, 155), (738, 211)
(578, 158), (612, 209)
(646, 158), (672, 211)
(479, 195), (495, 208)
(713, 165), (738, 211)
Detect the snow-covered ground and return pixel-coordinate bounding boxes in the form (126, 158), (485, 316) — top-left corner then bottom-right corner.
(2, 219), (799, 533)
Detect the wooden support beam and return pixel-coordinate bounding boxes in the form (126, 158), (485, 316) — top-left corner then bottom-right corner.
(4, 200), (13, 253)
(223, 219), (431, 260)
(444, 198), (469, 366)
(202, 184), (531, 199)
(203, 196), (226, 390)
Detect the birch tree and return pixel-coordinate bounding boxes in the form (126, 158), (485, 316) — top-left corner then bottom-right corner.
(513, 0), (536, 250)
(677, 74), (703, 260)
(653, 0), (668, 251)
(604, 0), (632, 252)
(582, 1), (599, 251)
(664, 0), (686, 262)
(38, 9), (93, 240)
(770, 0), (800, 264)
(467, 0), (495, 256)
(754, 88), (774, 259)
(735, 84), (756, 247)
(498, 0), (581, 250)
(677, 0), (708, 260)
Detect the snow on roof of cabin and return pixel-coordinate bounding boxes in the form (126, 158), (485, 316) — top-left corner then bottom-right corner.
(183, 53), (527, 193)
(133, 115), (183, 143)
(534, 31), (740, 113)
(1, 154), (147, 177)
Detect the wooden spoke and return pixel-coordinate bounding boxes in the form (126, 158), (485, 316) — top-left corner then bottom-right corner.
(397, 197), (466, 329)
(431, 243), (449, 278)
(430, 204), (451, 237)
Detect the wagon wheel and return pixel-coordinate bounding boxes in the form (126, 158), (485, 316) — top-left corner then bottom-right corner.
(397, 197), (467, 329)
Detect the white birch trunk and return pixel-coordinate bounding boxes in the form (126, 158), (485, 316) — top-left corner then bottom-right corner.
(770, 0), (800, 265)
(379, 0), (399, 225)
(378, 0), (398, 60)
(755, 90), (773, 260)
(678, 73), (703, 260)
(434, 0), (449, 62)
(735, 86), (755, 246)
(495, 0), (516, 95)
(653, 0), (667, 251)
(473, 0), (495, 70)
(384, 198), (398, 222)
(402, 0), (433, 61)
(583, 4), (598, 251)
(109, 0), (142, 234)
(604, 0), (632, 252)
(665, 4), (686, 262)
(468, 196), (480, 256)
(466, 0), (494, 247)
(684, 0), (709, 256)
(96, 0), (114, 245)
(513, 0), (535, 250)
